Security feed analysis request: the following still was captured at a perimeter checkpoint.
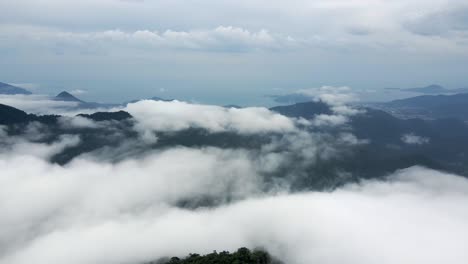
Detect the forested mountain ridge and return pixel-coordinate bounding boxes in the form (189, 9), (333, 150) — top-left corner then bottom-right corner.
(144, 248), (283, 264)
(2, 101), (468, 191)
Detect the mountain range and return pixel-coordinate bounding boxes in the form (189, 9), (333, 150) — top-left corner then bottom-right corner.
(3, 81), (468, 183)
(273, 101), (468, 180)
(2, 98), (468, 191)
(370, 92), (468, 120)
(385, 84), (468, 94)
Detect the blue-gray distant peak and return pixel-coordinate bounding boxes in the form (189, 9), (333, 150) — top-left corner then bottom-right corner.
(0, 82), (32, 95)
(55, 91), (84, 102)
(386, 84), (468, 95)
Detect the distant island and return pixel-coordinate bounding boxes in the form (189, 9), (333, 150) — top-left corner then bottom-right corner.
(385, 84), (468, 94)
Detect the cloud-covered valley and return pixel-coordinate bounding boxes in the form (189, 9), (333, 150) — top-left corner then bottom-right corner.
(1, 158), (467, 264)
(1, 92), (468, 264)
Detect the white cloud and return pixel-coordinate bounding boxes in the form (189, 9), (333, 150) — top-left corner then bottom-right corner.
(125, 100), (297, 134)
(58, 116), (100, 129)
(287, 86), (365, 127)
(0, 146), (265, 261)
(0, 134), (80, 160)
(338, 132), (369, 145)
(0, 94), (119, 116)
(312, 114), (348, 127)
(0, 95), (79, 115)
(0, 163), (467, 264)
(401, 133), (430, 145)
(299, 86), (358, 105)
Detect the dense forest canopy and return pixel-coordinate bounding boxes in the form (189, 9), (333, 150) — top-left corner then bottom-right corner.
(146, 248), (283, 264)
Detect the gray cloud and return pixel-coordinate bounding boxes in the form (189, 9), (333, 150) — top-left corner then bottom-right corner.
(69, 89), (88, 95)
(404, 5), (468, 37)
(8, 83), (39, 91)
(0, 25), (298, 53)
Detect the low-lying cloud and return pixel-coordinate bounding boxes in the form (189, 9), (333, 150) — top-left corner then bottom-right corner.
(0, 95), (79, 115)
(1, 162), (467, 264)
(401, 133), (430, 145)
(125, 100), (297, 135)
(273, 86), (364, 127)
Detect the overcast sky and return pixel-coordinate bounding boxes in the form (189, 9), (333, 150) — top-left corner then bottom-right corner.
(1, 0), (468, 104)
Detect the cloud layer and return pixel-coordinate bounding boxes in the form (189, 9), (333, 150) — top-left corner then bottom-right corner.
(0, 25), (297, 53)
(0, 95), (79, 114)
(1, 161), (467, 264)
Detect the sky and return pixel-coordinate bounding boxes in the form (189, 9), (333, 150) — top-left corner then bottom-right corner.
(1, 0), (468, 105)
